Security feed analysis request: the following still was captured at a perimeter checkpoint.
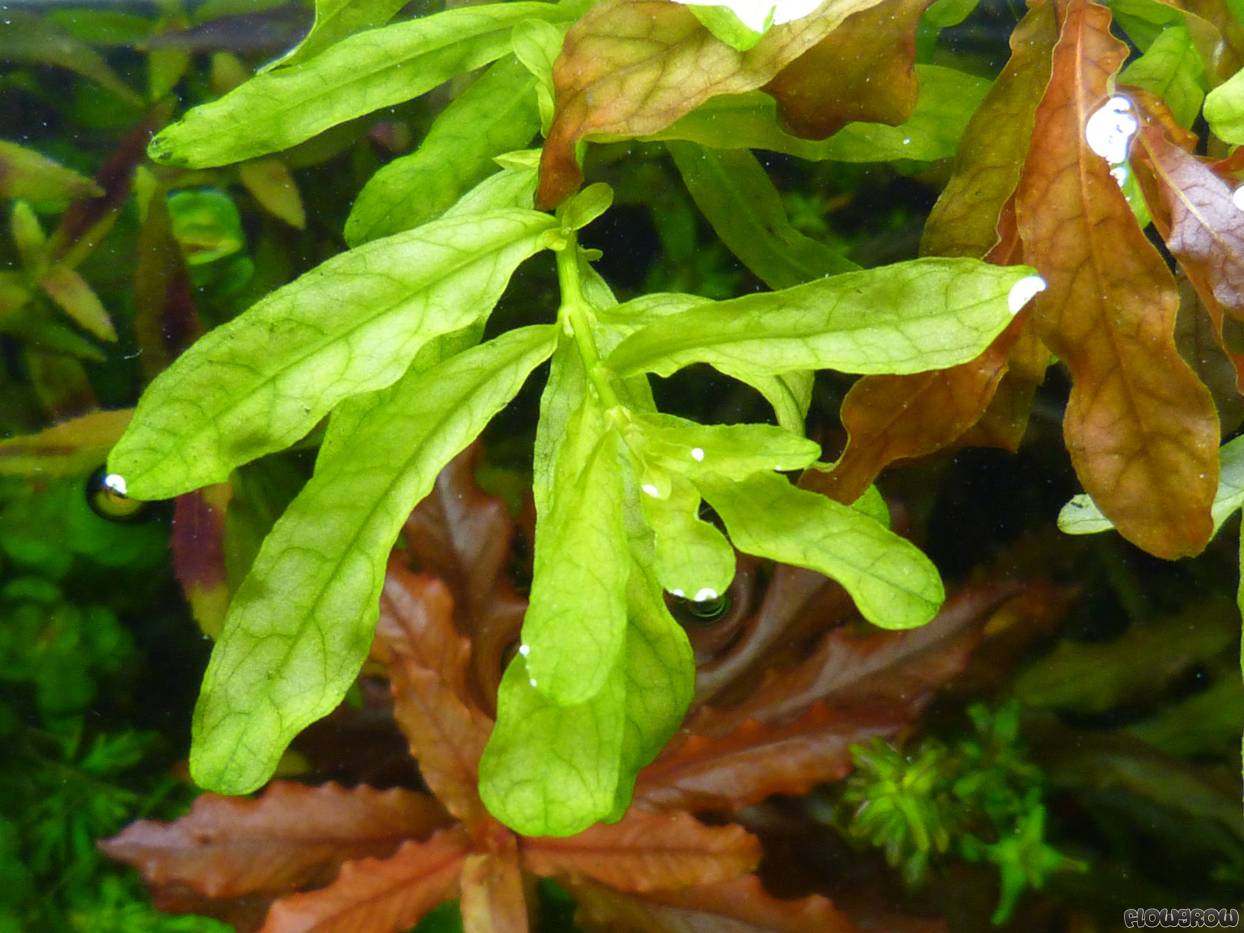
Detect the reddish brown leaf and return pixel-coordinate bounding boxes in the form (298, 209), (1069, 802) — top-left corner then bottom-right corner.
(1014, 0), (1219, 559)
(459, 830), (528, 933)
(1174, 276), (1244, 419)
(634, 702), (906, 812)
(0, 407), (130, 477)
(100, 782), (449, 898)
(521, 809), (760, 893)
(1136, 121), (1244, 320)
(172, 484), (232, 638)
(568, 874), (857, 932)
(150, 884), (274, 933)
(375, 564), (494, 828)
(921, 0), (1058, 259)
(260, 829), (469, 933)
(401, 446), (527, 705)
(692, 584), (1017, 735)
(538, 0), (885, 206)
(134, 175), (201, 381)
(763, 0), (928, 140)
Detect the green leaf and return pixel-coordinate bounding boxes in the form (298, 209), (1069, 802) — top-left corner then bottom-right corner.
(687, 6), (767, 50)
(699, 471), (944, 629)
(1205, 64), (1244, 143)
(479, 651), (626, 837)
(630, 411), (821, 479)
(267, 0), (412, 70)
(0, 11), (143, 106)
(923, 0), (979, 29)
(147, 2), (570, 168)
(166, 190), (245, 266)
(522, 394), (629, 705)
(344, 56), (541, 246)
(652, 65), (990, 164)
(10, 201), (46, 269)
(511, 18), (564, 133)
(39, 266), (117, 342)
(666, 142), (857, 289)
(852, 484), (891, 527)
(0, 141), (103, 205)
(639, 471), (735, 600)
(442, 155), (539, 219)
(190, 324), (557, 794)
(109, 208), (558, 500)
(1119, 25), (1206, 128)
(1059, 434), (1244, 536)
(559, 182), (614, 232)
(608, 258), (1041, 378)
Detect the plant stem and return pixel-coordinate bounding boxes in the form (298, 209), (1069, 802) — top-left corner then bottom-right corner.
(555, 231), (621, 411)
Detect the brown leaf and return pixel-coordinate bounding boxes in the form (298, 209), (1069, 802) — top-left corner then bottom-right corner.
(764, 0), (928, 140)
(693, 584), (1017, 735)
(568, 874), (857, 932)
(538, 0), (885, 206)
(172, 484), (232, 638)
(134, 175), (201, 381)
(460, 831), (529, 933)
(0, 139), (103, 203)
(634, 702), (906, 812)
(1174, 276), (1244, 423)
(375, 564), (494, 828)
(521, 809), (760, 893)
(100, 782), (449, 898)
(149, 884), (274, 933)
(1135, 120), (1244, 321)
(1013, 0), (1219, 559)
(401, 446), (527, 705)
(260, 829), (469, 933)
(921, 0), (1058, 259)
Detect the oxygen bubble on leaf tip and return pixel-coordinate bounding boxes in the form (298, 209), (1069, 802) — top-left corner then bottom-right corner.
(1008, 275), (1047, 314)
(693, 588), (718, 602)
(103, 473), (128, 497)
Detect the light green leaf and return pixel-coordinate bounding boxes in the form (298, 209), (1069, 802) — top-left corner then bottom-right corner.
(666, 142), (857, 289)
(1059, 435), (1244, 537)
(267, 0), (412, 70)
(147, 2), (568, 168)
(0, 141), (102, 205)
(923, 0), (979, 29)
(109, 208), (558, 500)
(688, 6), (767, 50)
(631, 411), (821, 478)
(699, 471), (944, 629)
(10, 201), (46, 269)
(512, 18), (564, 132)
(480, 652), (626, 837)
(1205, 65), (1244, 143)
(532, 336), (588, 517)
(39, 266), (116, 342)
(560, 182), (614, 232)
(190, 324), (557, 795)
(522, 396), (629, 704)
(608, 258), (1039, 379)
(652, 65), (990, 164)
(852, 484), (891, 527)
(166, 189), (245, 266)
(1119, 25), (1206, 128)
(640, 471), (735, 600)
(344, 57), (540, 245)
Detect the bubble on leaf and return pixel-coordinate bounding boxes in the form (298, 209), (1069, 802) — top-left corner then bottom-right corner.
(642, 483), (661, 497)
(693, 587), (718, 602)
(1233, 186), (1244, 211)
(529, 678), (538, 688)
(87, 468), (146, 521)
(1007, 275), (1046, 314)
(691, 447), (705, 462)
(518, 643), (531, 657)
(1085, 95), (1138, 165)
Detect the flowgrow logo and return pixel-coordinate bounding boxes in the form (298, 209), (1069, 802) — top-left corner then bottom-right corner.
(1124, 907), (1240, 928)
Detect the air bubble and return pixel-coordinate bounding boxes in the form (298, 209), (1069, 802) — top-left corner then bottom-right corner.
(642, 483), (661, 498)
(528, 678), (538, 688)
(87, 467), (146, 521)
(518, 644), (531, 657)
(1085, 95), (1138, 165)
(690, 447), (705, 462)
(693, 587), (718, 602)
(1007, 275), (1047, 314)
(1233, 186), (1244, 211)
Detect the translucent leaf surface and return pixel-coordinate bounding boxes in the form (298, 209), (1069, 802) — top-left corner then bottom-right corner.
(109, 209), (557, 499)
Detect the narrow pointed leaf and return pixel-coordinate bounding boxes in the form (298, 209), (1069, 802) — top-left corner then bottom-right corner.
(238, 159), (306, 229)
(190, 326), (556, 795)
(109, 209), (557, 500)
(0, 11), (143, 106)
(268, 0), (411, 70)
(0, 408), (130, 477)
(764, 0), (928, 140)
(921, 0), (1057, 258)
(1014, 0), (1219, 559)
(0, 140), (103, 204)
(148, 3), (568, 168)
(666, 142), (856, 288)
(608, 258), (1039, 378)
(260, 831), (469, 933)
(700, 471), (944, 629)
(345, 57), (540, 246)
(39, 265), (117, 342)
(100, 782), (449, 898)
(538, 0), (888, 206)
(521, 397), (629, 704)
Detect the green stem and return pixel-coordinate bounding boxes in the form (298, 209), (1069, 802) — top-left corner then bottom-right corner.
(555, 231), (621, 411)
